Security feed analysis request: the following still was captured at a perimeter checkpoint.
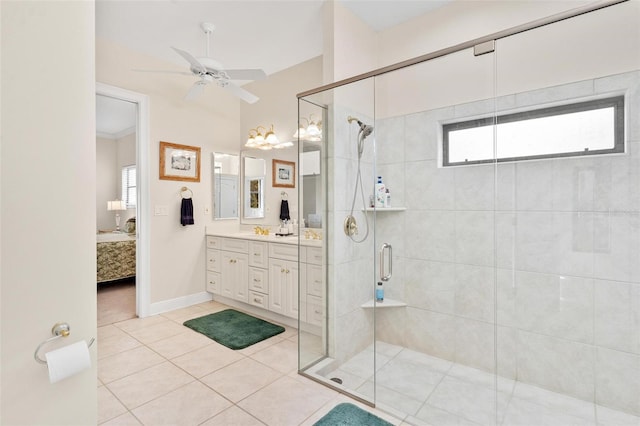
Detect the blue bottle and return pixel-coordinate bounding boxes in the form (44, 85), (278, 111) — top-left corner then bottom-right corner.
(376, 281), (384, 302)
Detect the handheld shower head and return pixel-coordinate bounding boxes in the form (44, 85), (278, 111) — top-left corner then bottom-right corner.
(347, 116), (374, 138)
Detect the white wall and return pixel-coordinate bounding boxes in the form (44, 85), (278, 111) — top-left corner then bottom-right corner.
(97, 136), (118, 231)
(1, 1), (97, 423)
(97, 39), (242, 305)
(241, 56), (324, 227)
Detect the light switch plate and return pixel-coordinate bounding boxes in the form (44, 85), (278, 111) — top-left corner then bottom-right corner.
(154, 205), (168, 216)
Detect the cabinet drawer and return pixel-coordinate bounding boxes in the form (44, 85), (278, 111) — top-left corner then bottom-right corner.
(221, 237), (249, 253)
(306, 264), (323, 297)
(269, 243), (298, 261)
(206, 249), (221, 272)
(206, 236), (221, 249)
(307, 295), (324, 326)
(206, 271), (221, 294)
(249, 267), (269, 293)
(249, 241), (268, 268)
(306, 247), (323, 265)
(248, 291), (269, 310)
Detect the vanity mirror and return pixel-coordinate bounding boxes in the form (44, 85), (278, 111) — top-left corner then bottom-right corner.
(241, 154), (266, 221)
(212, 152), (239, 220)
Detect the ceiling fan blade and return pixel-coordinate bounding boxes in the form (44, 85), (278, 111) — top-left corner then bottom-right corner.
(171, 47), (206, 74)
(132, 69), (193, 76)
(224, 69), (267, 81)
(222, 82), (259, 104)
(185, 81), (207, 101)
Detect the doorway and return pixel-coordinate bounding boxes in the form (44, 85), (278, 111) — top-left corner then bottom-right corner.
(96, 83), (150, 321)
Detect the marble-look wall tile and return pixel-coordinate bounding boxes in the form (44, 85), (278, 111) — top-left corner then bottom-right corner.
(375, 116), (405, 165)
(514, 272), (594, 344)
(454, 264), (495, 323)
(404, 107), (454, 162)
(404, 160), (455, 210)
(454, 317), (496, 373)
(454, 165), (495, 211)
(595, 347), (640, 416)
(405, 307), (456, 361)
(594, 280), (640, 354)
(455, 211), (495, 267)
(405, 210), (455, 263)
(593, 212), (640, 283)
(405, 259), (456, 315)
(517, 331), (595, 402)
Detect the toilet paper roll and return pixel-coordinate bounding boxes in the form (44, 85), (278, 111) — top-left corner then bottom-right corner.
(45, 340), (91, 384)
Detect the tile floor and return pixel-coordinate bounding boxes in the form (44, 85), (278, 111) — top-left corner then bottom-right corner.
(316, 341), (640, 426)
(97, 300), (399, 425)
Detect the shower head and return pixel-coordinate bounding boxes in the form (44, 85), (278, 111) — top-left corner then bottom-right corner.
(347, 116), (374, 139)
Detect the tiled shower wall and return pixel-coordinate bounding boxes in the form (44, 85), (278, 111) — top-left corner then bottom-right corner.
(367, 71), (640, 416)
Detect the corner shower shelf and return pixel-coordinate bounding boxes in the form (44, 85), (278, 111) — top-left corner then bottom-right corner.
(361, 298), (407, 309)
(363, 207), (407, 212)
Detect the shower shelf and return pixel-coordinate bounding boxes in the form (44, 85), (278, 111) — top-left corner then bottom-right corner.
(361, 298), (407, 309)
(363, 207), (406, 212)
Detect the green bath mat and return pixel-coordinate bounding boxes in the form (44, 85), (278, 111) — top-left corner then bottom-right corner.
(183, 309), (285, 350)
(314, 403), (394, 426)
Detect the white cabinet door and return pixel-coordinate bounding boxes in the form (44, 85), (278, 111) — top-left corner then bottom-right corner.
(269, 258), (298, 319)
(221, 251), (248, 302)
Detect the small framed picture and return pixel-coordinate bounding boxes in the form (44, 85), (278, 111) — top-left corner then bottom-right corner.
(159, 141), (201, 182)
(272, 159), (296, 188)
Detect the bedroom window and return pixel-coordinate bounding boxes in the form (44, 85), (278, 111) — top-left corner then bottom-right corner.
(122, 165), (136, 208)
(442, 96), (624, 166)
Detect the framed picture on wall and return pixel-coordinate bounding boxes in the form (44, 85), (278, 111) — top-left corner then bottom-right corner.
(159, 141), (201, 182)
(272, 159), (295, 188)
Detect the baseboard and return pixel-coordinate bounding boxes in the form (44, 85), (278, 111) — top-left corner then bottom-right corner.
(149, 291), (213, 316)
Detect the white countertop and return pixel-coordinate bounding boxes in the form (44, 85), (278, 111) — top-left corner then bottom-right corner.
(205, 231), (322, 247)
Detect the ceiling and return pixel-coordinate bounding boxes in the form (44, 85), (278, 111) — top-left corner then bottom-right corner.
(95, 0), (451, 135)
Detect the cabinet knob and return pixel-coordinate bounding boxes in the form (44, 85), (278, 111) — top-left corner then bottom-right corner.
(253, 278), (260, 282)
(286, 269), (290, 274)
(254, 298), (260, 303)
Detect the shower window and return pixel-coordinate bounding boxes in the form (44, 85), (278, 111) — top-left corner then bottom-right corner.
(443, 95), (624, 166)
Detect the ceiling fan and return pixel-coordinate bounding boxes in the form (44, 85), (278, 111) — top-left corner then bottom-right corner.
(139, 22), (266, 104)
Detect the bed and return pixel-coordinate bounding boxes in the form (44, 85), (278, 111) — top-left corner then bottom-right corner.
(97, 233), (136, 283)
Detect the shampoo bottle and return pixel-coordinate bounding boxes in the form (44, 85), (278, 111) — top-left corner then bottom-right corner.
(375, 176), (386, 208)
(376, 281), (384, 302)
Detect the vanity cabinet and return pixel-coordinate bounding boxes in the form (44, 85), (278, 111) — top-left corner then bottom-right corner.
(205, 234), (323, 327)
(248, 241), (269, 310)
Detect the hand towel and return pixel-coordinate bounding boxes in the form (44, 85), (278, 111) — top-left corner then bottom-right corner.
(181, 198), (194, 226)
(279, 199), (290, 221)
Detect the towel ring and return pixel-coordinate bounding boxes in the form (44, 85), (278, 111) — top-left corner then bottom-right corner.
(34, 322), (95, 365)
(281, 191), (288, 199)
(180, 186), (193, 199)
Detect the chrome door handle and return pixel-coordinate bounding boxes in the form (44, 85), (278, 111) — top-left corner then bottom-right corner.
(379, 243), (392, 282)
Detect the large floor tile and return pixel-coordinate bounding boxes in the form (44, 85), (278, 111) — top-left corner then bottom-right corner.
(238, 375), (336, 426)
(249, 338), (298, 374)
(170, 342), (244, 378)
(100, 411), (142, 426)
(126, 320), (186, 345)
(132, 381), (231, 425)
(200, 406), (266, 426)
(201, 357), (282, 403)
(113, 315), (170, 333)
(98, 386), (128, 424)
(106, 361), (194, 409)
(98, 346), (164, 384)
(146, 329), (212, 359)
(98, 331), (142, 360)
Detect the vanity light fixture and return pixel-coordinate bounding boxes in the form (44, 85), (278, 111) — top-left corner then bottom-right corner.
(245, 124), (288, 150)
(293, 114), (322, 142)
(107, 200), (126, 232)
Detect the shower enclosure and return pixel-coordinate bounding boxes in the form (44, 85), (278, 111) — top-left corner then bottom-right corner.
(298, 1), (640, 424)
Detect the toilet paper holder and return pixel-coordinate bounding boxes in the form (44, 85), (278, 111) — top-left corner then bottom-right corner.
(34, 322), (95, 365)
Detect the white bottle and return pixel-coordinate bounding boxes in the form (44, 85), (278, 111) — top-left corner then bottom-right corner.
(375, 176), (386, 208)
(385, 188), (391, 207)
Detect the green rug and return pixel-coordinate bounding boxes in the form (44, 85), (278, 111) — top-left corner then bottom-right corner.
(183, 309), (285, 350)
(314, 403), (394, 426)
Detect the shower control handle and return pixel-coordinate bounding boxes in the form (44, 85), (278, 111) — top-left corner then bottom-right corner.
(379, 243), (392, 282)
